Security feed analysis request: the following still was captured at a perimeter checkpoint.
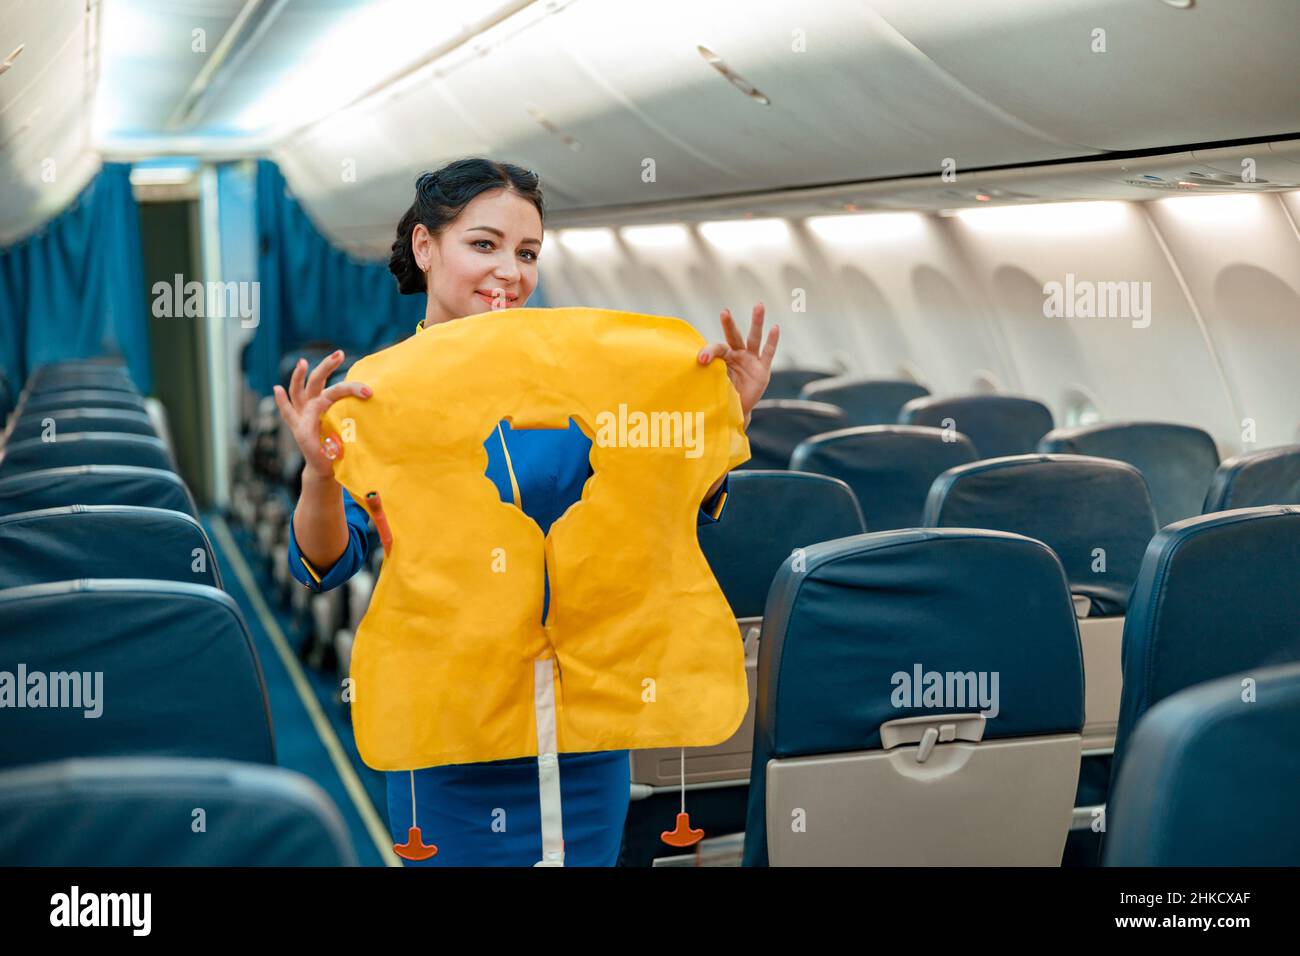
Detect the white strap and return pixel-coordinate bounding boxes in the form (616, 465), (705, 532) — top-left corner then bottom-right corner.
(533, 657), (565, 866)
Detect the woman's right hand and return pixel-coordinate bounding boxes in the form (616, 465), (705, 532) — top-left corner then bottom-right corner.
(271, 350), (372, 481)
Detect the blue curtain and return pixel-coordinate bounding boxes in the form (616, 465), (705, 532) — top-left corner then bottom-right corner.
(247, 160), (425, 395)
(0, 163), (150, 396)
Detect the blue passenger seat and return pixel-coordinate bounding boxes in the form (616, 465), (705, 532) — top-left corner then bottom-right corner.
(798, 376), (930, 426)
(1105, 662), (1300, 866)
(1038, 422), (1219, 528)
(0, 579), (275, 769)
(792, 425), (977, 531)
(743, 529), (1083, 866)
(1202, 444), (1300, 512)
(0, 505), (221, 589)
(899, 394), (1053, 459)
(0, 757), (355, 866)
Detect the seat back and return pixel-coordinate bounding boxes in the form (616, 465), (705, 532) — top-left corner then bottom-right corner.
(1113, 506), (1300, 779)
(744, 400), (848, 469)
(900, 394), (1053, 458)
(0, 506), (220, 589)
(0, 579), (275, 768)
(699, 470), (867, 620)
(17, 390), (149, 416)
(25, 363), (135, 395)
(1203, 444), (1300, 512)
(6, 408), (157, 444)
(0, 433), (172, 475)
(793, 425), (977, 531)
(743, 529), (1083, 866)
(632, 473), (866, 791)
(923, 454), (1157, 616)
(798, 377), (930, 425)
(1105, 662), (1300, 866)
(764, 368), (837, 400)
(0, 465), (198, 518)
(0, 757), (356, 865)
(1038, 422), (1219, 527)
(924, 454), (1159, 752)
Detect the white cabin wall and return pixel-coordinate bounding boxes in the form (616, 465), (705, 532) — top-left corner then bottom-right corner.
(545, 190), (1300, 457)
(1145, 192), (1300, 450)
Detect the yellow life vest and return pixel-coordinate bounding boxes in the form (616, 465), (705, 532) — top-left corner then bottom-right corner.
(321, 307), (751, 770)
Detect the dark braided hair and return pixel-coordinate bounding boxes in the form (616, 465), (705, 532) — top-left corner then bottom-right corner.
(388, 158), (544, 295)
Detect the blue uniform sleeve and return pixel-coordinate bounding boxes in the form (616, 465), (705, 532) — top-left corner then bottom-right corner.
(697, 473), (730, 525)
(286, 487), (371, 592)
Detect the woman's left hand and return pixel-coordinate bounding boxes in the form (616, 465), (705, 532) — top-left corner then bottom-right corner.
(698, 302), (780, 423)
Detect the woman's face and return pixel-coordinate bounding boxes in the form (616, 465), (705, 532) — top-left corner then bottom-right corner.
(414, 188), (543, 323)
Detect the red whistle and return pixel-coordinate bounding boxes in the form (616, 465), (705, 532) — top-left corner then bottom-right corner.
(393, 826), (438, 861)
(661, 811), (704, 848)
(365, 491), (393, 553)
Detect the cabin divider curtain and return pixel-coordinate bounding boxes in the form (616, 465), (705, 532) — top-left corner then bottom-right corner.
(0, 162), (150, 398)
(246, 160), (426, 396)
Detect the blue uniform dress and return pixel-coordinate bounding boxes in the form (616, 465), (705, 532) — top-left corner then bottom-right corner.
(288, 415), (731, 866)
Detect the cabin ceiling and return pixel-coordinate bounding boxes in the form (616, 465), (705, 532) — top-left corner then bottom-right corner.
(2, 0), (1299, 250)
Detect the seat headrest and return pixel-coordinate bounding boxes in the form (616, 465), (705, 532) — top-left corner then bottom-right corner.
(0, 465), (197, 518)
(1113, 506), (1300, 775)
(744, 400), (848, 469)
(1105, 662), (1300, 866)
(0, 757), (356, 865)
(899, 394), (1053, 458)
(792, 425), (977, 532)
(699, 470), (865, 618)
(0, 433), (172, 476)
(742, 528), (1084, 866)
(1038, 421), (1219, 527)
(924, 453), (1158, 615)
(0, 579), (274, 768)
(763, 369), (837, 400)
(798, 377), (930, 425)
(6, 408), (156, 443)
(0, 506), (220, 589)
(17, 390), (148, 415)
(1203, 444), (1300, 513)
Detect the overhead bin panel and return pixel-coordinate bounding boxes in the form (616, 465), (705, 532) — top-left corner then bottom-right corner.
(868, 0), (1300, 152)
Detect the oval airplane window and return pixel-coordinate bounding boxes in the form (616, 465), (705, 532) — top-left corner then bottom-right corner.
(1062, 387), (1104, 426)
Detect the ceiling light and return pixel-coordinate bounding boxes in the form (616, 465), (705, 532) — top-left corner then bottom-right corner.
(806, 212), (924, 242)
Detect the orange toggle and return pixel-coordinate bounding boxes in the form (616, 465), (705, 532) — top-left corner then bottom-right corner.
(365, 491), (393, 552)
(393, 826), (438, 861)
(660, 811), (704, 848)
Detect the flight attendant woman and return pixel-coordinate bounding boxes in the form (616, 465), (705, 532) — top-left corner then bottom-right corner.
(272, 158), (780, 866)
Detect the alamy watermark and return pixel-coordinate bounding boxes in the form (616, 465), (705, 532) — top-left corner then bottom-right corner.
(593, 404), (704, 459)
(152, 274), (260, 328)
(0, 664), (102, 718)
(1043, 273), (1151, 329)
(890, 663), (999, 719)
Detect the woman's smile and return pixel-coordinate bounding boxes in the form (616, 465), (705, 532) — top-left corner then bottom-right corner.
(476, 289), (518, 307)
